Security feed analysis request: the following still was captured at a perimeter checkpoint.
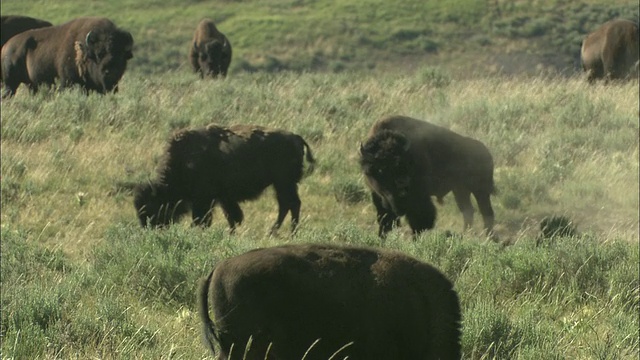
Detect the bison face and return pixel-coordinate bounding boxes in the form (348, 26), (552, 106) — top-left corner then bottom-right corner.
(196, 40), (231, 77)
(133, 183), (187, 228)
(360, 130), (414, 213)
(77, 30), (133, 92)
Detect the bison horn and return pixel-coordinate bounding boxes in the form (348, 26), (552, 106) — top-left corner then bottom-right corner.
(402, 139), (411, 152)
(359, 142), (373, 161)
(85, 31), (96, 46)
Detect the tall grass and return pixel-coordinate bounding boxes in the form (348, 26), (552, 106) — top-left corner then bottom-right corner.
(1, 69), (638, 359)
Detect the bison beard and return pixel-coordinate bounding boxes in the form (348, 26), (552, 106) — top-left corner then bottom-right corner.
(360, 115), (496, 238)
(133, 124), (314, 233)
(198, 243), (462, 360)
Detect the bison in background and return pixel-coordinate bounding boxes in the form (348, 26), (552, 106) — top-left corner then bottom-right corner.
(199, 243), (462, 360)
(581, 19), (639, 82)
(133, 124), (315, 233)
(190, 18), (232, 78)
(1, 15), (52, 49)
(1, 17), (133, 98)
(360, 115), (496, 238)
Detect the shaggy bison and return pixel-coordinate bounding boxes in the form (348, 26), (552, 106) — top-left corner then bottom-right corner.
(190, 18), (232, 78)
(1, 15), (52, 49)
(581, 19), (639, 82)
(360, 115), (496, 238)
(199, 243), (462, 360)
(1, 17), (133, 97)
(133, 124), (314, 233)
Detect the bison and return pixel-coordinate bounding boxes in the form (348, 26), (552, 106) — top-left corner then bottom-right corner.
(581, 19), (639, 82)
(199, 243), (462, 360)
(1, 16), (133, 98)
(1, 15), (52, 49)
(133, 124), (315, 233)
(359, 115), (496, 238)
(190, 18), (232, 78)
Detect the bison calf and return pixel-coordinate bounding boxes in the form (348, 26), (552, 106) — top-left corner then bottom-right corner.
(581, 19), (639, 82)
(1, 16), (133, 98)
(360, 115), (496, 238)
(190, 18), (232, 79)
(199, 243), (462, 360)
(133, 124), (314, 233)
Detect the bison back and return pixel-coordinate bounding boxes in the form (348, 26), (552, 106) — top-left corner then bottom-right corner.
(205, 244), (461, 360)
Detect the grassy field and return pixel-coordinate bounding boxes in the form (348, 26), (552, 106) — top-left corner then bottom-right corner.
(1, 0), (639, 359)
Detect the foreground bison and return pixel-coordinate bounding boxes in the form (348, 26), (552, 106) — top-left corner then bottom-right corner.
(190, 18), (232, 78)
(581, 19), (639, 82)
(133, 124), (314, 233)
(1, 15), (52, 49)
(199, 243), (462, 360)
(360, 115), (496, 238)
(1, 17), (133, 97)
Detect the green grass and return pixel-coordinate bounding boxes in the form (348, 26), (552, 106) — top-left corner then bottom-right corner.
(1, 0), (639, 359)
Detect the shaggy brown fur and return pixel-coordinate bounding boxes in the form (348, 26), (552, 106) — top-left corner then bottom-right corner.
(1, 17), (133, 98)
(581, 19), (639, 82)
(199, 243), (462, 360)
(189, 18), (232, 78)
(360, 115), (495, 238)
(133, 124), (314, 233)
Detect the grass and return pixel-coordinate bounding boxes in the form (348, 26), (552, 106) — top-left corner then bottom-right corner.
(2, 69), (638, 359)
(1, 0), (639, 359)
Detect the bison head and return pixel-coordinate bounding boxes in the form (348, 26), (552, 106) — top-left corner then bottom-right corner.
(359, 130), (414, 214)
(133, 183), (188, 228)
(194, 39), (231, 77)
(75, 29), (133, 93)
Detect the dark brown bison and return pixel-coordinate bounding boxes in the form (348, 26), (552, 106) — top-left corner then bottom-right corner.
(199, 243), (462, 360)
(1, 17), (133, 98)
(1, 15), (52, 48)
(133, 124), (314, 233)
(581, 19), (639, 82)
(360, 115), (496, 238)
(190, 18), (232, 78)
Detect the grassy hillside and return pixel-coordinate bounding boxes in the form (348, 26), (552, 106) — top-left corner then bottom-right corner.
(1, 0), (638, 76)
(1, 0), (639, 359)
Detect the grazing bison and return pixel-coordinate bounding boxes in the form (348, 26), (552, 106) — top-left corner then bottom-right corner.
(1, 17), (133, 98)
(360, 115), (496, 238)
(1, 15), (52, 49)
(581, 19), (639, 82)
(133, 124), (314, 233)
(190, 18), (232, 78)
(199, 243), (462, 360)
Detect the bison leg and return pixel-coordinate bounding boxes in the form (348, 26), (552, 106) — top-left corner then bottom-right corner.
(221, 201), (244, 233)
(273, 183), (301, 233)
(453, 188), (474, 230)
(192, 198), (215, 227)
(371, 192), (399, 238)
(473, 191), (495, 236)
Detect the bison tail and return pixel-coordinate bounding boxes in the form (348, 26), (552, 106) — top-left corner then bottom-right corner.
(301, 138), (316, 175)
(198, 268), (219, 356)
